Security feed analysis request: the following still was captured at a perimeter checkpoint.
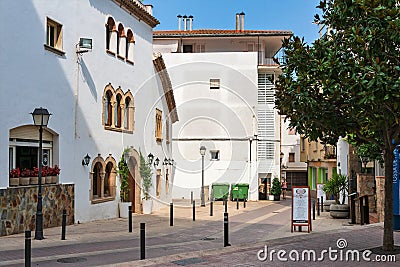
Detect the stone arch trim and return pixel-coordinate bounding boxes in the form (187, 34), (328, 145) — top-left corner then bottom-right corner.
(125, 147), (142, 214)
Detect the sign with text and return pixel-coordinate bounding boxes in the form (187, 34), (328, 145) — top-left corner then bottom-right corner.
(317, 184), (326, 201)
(291, 186), (311, 233)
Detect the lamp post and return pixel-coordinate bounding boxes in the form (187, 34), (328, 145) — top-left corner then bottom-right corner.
(31, 107), (51, 240)
(200, 146), (206, 207)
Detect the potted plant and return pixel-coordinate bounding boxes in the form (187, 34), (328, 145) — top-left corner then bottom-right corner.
(9, 168), (20, 186)
(270, 177), (282, 201)
(140, 151), (153, 214)
(20, 168), (32, 186)
(117, 148), (131, 218)
(49, 165), (60, 184)
(323, 173), (349, 218)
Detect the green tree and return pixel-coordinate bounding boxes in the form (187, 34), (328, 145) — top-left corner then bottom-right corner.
(117, 148), (130, 202)
(270, 178), (282, 196)
(275, 0), (400, 251)
(139, 151), (152, 200)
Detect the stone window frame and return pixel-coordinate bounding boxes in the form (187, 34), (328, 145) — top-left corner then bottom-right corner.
(106, 16), (135, 65)
(102, 83), (134, 133)
(90, 154), (117, 204)
(44, 17), (65, 56)
(155, 109), (163, 142)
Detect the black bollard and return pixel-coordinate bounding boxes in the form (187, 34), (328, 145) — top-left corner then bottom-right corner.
(210, 201), (213, 216)
(364, 196), (370, 224)
(25, 230), (31, 267)
(224, 212), (231, 247)
(193, 200), (195, 221)
(350, 194), (356, 224)
(317, 198), (320, 216)
(140, 223), (145, 260)
(129, 205), (132, 233)
(236, 198), (239, 210)
(360, 196), (364, 225)
(312, 200), (315, 220)
(191, 191), (193, 204)
(170, 203), (174, 226)
(224, 198), (228, 213)
(61, 209), (67, 240)
(321, 197), (324, 212)
(244, 198), (246, 208)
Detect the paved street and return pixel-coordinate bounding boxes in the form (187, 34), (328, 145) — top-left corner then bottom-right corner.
(0, 198), (399, 266)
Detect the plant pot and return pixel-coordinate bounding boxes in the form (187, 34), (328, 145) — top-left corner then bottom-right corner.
(19, 177), (30, 186)
(268, 195), (275, 201)
(142, 199), (153, 214)
(30, 176), (38, 185)
(45, 176), (53, 184)
(330, 204), (350, 219)
(323, 200), (336, 212)
(9, 178), (19, 186)
(274, 195), (281, 201)
(51, 175), (59, 184)
(119, 202), (132, 218)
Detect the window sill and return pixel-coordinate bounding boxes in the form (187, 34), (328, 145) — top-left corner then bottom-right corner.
(104, 125), (133, 134)
(91, 196), (115, 204)
(44, 44), (65, 56)
(126, 59), (134, 65)
(106, 49), (116, 56)
(117, 54), (125, 60)
(156, 137), (163, 142)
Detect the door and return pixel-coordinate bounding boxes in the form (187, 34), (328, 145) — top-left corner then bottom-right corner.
(128, 170), (136, 212)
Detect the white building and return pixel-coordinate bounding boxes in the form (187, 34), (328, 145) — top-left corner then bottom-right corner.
(153, 13), (292, 201)
(0, 0), (178, 235)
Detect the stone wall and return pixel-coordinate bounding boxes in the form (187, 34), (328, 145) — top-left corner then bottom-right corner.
(376, 176), (385, 222)
(0, 184), (74, 236)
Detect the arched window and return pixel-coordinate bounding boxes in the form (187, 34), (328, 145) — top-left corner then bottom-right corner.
(105, 91), (113, 126)
(90, 154), (116, 204)
(106, 17), (117, 54)
(104, 162), (113, 197)
(117, 23), (126, 59)
(124, 97), (130, 130)
(93, 162), (102, 198)
(115, 94), (122, 128)
(126, 29), (134, 63)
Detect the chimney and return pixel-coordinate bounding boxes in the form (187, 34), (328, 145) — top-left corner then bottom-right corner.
(188, 15), (193, 31)
(239, 12), (245, 32)
(235, 13), (240, 32)
(177, 14), (182, 31)
(183, 15), (187, 31)
(144, 4), (153, 15)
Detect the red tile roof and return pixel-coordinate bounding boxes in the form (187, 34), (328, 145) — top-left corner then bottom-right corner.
(154, 29), (292, 37)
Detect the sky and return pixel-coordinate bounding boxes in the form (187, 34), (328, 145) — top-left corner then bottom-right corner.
(149, 0), (322, 44)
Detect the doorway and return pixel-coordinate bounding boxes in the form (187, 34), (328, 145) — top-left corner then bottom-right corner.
(128, 170), (136, 212)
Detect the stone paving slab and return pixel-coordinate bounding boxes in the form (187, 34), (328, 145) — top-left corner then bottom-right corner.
(1, 199), (398, 266)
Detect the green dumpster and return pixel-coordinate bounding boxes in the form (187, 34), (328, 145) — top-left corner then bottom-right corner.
(211, 183), (230, 200)
(231, 183), (249, 200)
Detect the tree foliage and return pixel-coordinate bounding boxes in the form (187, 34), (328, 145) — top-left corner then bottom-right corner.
(275, 0), (400, 250)
(118, 148), (130, 202)
(270, 178), (282, 196)
(139, 151), (152, 200)
(323, 173), (348, 204)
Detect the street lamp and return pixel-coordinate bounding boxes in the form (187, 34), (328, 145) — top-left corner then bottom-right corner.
(200, 146), (206, 207)
(31, 107), (51, 240)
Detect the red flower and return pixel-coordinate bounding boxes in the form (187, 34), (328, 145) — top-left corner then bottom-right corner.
(9, 168), (20, 178)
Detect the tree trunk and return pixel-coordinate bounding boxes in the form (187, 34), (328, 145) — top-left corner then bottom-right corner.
(383, 144), (395, 251)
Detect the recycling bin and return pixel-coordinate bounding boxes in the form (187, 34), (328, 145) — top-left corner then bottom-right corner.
(211, 183), (230, 200)
(231, 183), (249, 200)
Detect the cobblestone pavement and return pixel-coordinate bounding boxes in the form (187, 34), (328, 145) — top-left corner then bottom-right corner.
(0, 198), (399, 266)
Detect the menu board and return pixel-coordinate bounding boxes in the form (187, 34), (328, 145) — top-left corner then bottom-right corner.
(317, 184), (326, 201)
(291, 186), (311, 233)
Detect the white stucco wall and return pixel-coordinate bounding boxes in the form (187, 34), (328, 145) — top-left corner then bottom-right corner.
(160, 52), (259, 200)
(0, 0), (173, 222)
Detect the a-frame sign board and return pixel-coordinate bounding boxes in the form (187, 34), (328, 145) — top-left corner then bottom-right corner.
(291, 186), (311, 233)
